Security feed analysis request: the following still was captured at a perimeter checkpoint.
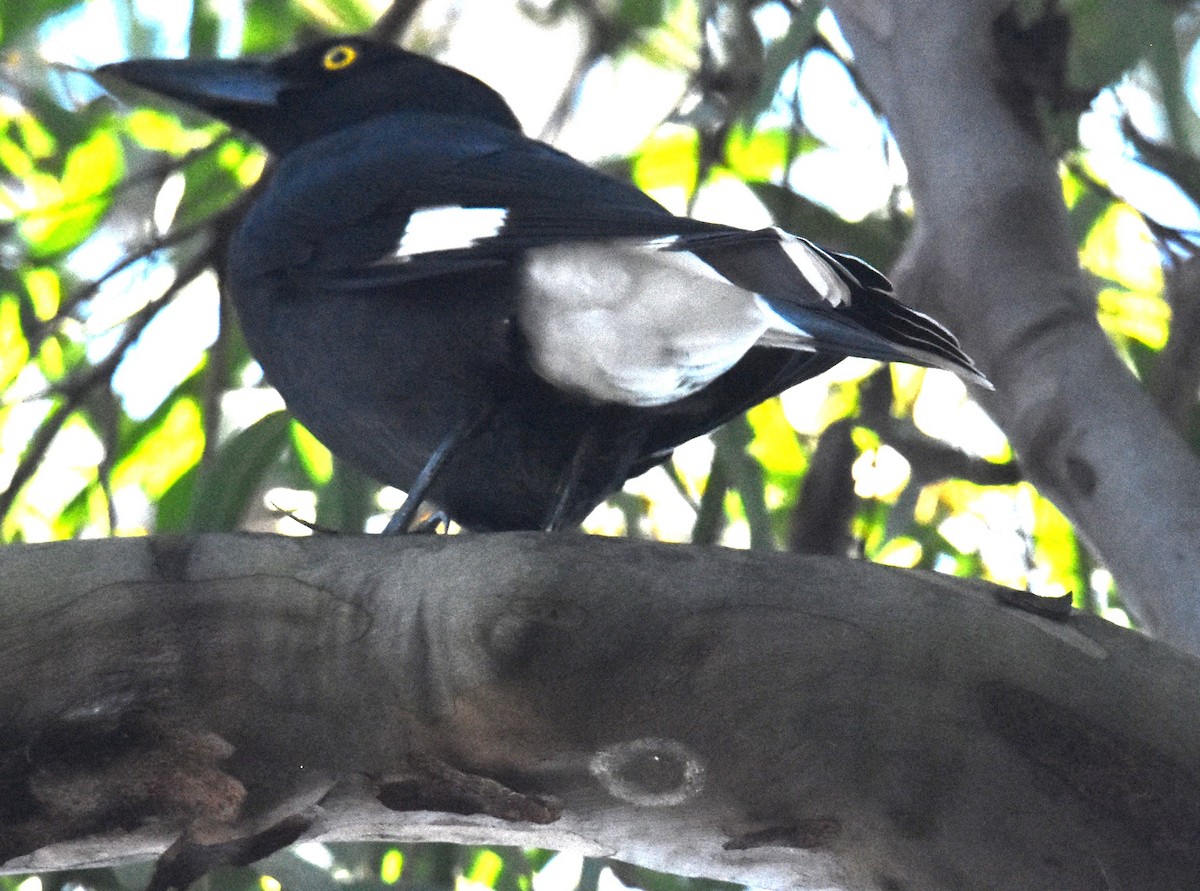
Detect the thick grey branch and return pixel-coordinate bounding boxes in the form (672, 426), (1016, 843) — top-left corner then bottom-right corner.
(830, 0), (1200, 654)
(1, 533), (1198, 890)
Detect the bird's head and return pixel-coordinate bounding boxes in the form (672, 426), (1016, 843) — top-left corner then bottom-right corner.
(95, 37), (522, 154)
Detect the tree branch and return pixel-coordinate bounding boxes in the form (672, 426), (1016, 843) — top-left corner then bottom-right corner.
(370, 0), (426, 43)
(2, 533), (1198, 888)
(829, 0), (1200, 654)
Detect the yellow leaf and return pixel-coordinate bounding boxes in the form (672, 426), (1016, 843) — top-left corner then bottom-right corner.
(16, 111), (56, 159)
(126, 108), (215, 154)
(113, 397), (205, 498)
(0, 294), (29, 389)
(291, 420), (333, 484)
(876, 536), (922, 567)
(61, 129), (123, 201)
(22, 267), (59, 320)
(1097, 286), (1170, 349)
(1080, 204), (1163, 295)
(632, 126), (698, 192)
(746, 398), (804, 473)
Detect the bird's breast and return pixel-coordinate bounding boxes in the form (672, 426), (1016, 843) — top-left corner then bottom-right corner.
(518, 240), (772, 407)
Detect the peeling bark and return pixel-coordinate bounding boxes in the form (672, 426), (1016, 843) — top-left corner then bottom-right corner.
(828, 0), (1200, 656)
(1, 533), (1198, 889)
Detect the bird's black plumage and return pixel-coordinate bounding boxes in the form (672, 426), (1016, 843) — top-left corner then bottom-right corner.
(98, 37), (988, 531)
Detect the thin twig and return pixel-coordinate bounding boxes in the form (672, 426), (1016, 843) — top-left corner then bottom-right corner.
(25, 215), (213, 355)
(370, 0), (426, 43)
(0, 249), (216, 528)
(536, 0), (608, 142)
(28, 180), (258, 360)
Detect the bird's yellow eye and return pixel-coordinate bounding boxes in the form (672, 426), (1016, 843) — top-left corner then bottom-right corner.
(322, 44), (358, 71)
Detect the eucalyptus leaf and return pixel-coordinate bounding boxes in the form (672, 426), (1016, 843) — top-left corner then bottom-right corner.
(166, 408), (291, 532)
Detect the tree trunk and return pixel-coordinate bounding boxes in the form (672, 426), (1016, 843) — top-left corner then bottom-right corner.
(828, 0), (1200, 656)
(2, 533), (1198, 890)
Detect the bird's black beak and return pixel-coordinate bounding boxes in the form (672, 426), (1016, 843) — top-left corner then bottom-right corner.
(95, 56), (285, 116)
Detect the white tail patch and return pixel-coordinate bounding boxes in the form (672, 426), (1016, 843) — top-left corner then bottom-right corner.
(394, 205), (508, 257)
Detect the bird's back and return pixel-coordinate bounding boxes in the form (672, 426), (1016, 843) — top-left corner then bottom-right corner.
(225, 115), (834, 528)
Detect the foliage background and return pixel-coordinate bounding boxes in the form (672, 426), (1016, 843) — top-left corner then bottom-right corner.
(2, 0), (1199, 887)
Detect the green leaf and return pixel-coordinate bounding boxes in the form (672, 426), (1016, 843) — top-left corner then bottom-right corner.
(725, 126), (819, 181)
(1063, 167), (1112, 245)
(1065, 0), (1174, 90)
(1098, 286), (1170, 350)
(291, 420), (333, 485)
(189, 0), (225, 57)
(167, 409), (291, 532)
(1079, 203), (1163, 295)
(713, 418), (774, 549)
(20, 266), (59, 320)
(15, 109), (58, 160)
(22, 128), (124, 258)
(0, 0), (76, 45)
(114, 395), (206, 500)
(466, 850), (504, 888)
(618, 0), (670, 30)
(0, 135), (34, 179)
(242, 0), (305, 54)
(61, 127), (122, 202)
(217, 139), (267, 187)
(379, 848), (403, 884)
(35, 328), (66, 380)
(314, 459), (376, 533)
(125, 108), (216, 155)
(745, 398), (804, 478)
(174, 142), (252, 227)
(301, 0), (376, 31)
(1031, 490), (1083, 596)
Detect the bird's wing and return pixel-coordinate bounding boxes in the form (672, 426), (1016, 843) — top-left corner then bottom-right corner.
(240, 111), (718, 290)
(239, 112), (986, 387)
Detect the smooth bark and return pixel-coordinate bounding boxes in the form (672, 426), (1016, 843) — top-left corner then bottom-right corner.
(829, 0), (1200, 656)
(1, 533), (1198, 889)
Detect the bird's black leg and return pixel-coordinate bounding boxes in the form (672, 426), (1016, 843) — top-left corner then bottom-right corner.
(541, 426), (599, 532)
(382, 410), (491, 535)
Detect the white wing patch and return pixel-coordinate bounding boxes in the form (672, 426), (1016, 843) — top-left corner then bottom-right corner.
(520, 240), (773, 407)
(393, 205), (508, 257)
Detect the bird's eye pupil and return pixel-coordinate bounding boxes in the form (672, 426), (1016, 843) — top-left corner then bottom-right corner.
(322, 45), (358, 71)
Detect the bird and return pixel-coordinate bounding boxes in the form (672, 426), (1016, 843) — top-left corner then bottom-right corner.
(96, 36), (989, 532)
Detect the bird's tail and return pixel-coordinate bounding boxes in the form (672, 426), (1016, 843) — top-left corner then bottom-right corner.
(675, 228), (992, 389)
